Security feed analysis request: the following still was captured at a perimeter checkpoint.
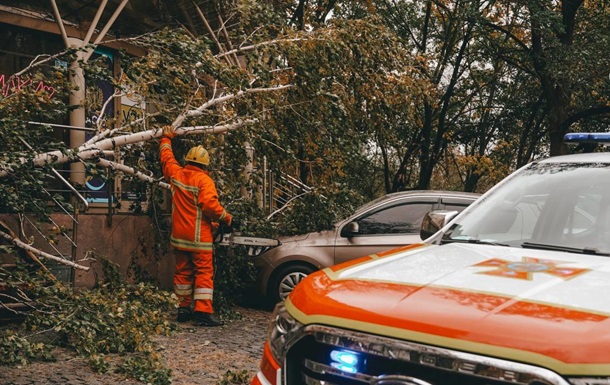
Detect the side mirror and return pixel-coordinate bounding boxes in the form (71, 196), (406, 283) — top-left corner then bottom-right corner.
(420, 210), (459, 240)
(341, 221), (359, 238)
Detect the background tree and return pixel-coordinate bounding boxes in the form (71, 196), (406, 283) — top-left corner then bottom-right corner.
(480, 0), (610, 156)
(374, 0), (490, 191)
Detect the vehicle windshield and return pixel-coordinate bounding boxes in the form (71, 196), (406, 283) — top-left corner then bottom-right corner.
(443, 162), (610, 255)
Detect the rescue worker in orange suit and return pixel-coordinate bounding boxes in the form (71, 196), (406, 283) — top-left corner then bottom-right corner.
(159, 125), (240, 327)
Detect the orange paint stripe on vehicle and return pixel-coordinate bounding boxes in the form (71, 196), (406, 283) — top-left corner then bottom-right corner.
(376, 243), (426, 257)
(288, 273), (610, 373)
(327, 255), (377, 272)
(326, 244), (427, 273)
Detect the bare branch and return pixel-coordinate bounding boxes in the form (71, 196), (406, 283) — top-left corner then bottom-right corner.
(559, 105), (610, 132)
(0, 293), (34, 313)
(216, 38), (309, 58)
(179, 118), (258, 135)
(0, 119), (258, 178)
(216, 12), (241, 67)
(84, 111), (161, 146)
(13, 51), (68, 78)
(0, 81), (290, 178)
(193, 2), (234, 66)
(0, 230), (90, 271)
(95, 89), (124, 132)
(174, 85), (292, 127)
(266, 190), (312, 220)
(0, 220), (56, 279)
(96, 158), (170, 189)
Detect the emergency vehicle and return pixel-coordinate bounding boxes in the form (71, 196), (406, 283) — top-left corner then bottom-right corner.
(251, 133), (610, 385)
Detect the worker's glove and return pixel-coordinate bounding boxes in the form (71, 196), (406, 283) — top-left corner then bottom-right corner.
(211, 222), (219, 234)
(162, 125), (176, 139)
(231, 218), (242, 231)
(219, 221), (233, 234)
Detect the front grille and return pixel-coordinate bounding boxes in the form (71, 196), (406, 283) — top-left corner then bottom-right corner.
(283, 325), (569, 385)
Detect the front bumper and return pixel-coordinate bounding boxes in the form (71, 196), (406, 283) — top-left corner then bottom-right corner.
(251, 342), (282, 385)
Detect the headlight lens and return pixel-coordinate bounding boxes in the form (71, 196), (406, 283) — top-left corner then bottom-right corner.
(569, 379), (610, 385)
(267, 302), (304, 363)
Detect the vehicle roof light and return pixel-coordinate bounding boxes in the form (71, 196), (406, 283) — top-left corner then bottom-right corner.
(564, 133), (610, 145)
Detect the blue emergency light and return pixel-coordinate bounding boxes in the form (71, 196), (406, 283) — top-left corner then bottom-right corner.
(564, 133), (610, 144)
(330, 349), (360, 373)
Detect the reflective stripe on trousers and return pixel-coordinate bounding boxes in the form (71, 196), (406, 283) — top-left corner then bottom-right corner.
(173, 249), (215, 313)
(174, 283), (192, 296)
(194, 287), (213, 300)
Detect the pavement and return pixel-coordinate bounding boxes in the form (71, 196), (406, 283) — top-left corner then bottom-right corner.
(0, 306), (272, 385)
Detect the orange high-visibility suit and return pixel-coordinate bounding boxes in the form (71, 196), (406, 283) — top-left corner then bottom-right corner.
(160, 137), (232, 314)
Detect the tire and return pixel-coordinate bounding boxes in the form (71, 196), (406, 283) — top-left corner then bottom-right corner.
(268, 264), (316, 304)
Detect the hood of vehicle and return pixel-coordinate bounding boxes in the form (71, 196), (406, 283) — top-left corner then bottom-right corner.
(277, 228), (336, 245)
(287, 242), (610, 372)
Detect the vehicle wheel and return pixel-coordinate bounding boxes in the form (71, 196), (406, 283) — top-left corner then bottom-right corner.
(269, 264), (316, 304)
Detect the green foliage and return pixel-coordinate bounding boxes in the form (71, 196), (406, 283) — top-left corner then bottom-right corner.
(212, 199), (268, 311)
(214, 244), (258, 312)
(210, 188), (364, 310)
(220, 369), (252, 385)
(273, 187), (366, 236)
(0, 66), (72, 221)
(245, 15), (432, 194)
(116, 354), (172, 385)
(0, 48), (121, 221)
(119, 28), (250, 127)
(0, 261), (177, 384)
(0, 330), (54, 366)
(224, 186), (365, 239)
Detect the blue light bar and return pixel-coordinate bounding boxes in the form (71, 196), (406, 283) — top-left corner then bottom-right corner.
(330, 349), (360, 373)
(331, 363), (358, 373)
(564, 133), (610, 144)
(330, 350), (359, 366)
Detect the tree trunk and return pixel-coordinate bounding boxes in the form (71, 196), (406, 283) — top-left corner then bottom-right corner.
(528, 0), (583, 156)
(547, 88), (571, 156)
(417, 103), (433, 190)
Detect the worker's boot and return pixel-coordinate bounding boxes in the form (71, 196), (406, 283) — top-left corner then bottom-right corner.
(193, 311), (224, 327)
(176, 308), (192, 323)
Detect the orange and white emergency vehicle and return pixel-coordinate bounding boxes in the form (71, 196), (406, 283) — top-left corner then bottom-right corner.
(251, 133), (610, 385)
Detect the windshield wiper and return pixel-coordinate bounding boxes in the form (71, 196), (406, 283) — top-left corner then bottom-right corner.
(442, 238), (510, 247)
(521, 242), (610, 256)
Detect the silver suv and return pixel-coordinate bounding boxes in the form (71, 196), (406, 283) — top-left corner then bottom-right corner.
(254, 190), (480, 303)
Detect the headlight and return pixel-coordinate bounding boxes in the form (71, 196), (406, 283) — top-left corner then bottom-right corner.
(267, 302), (304, 363)
(569, 379), (610, 385)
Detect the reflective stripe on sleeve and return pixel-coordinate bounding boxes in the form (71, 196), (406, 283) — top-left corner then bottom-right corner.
(218, 210), (227, 222)
(171, 178), (199, 193)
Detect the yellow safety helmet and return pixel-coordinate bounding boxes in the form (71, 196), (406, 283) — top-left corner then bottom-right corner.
(185, 145), (210, 166)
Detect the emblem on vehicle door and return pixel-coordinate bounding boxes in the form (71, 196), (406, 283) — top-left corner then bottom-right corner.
(371, 375), (433, 385)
